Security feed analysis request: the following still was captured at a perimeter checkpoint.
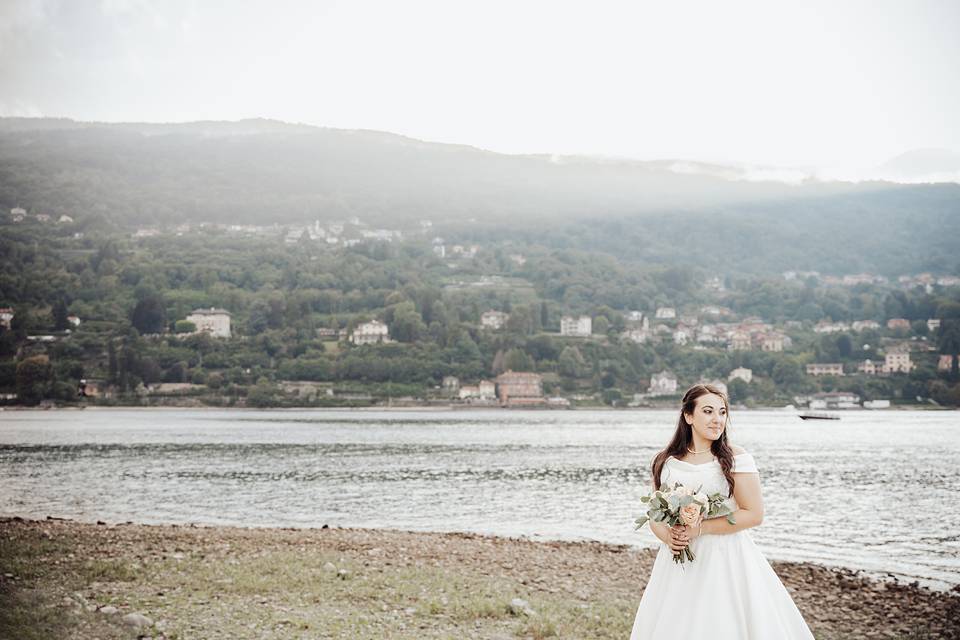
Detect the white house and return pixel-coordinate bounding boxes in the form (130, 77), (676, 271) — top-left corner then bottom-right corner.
(481, 310), (508, 330)
(814, 321), (849, 334)
(560, 315), (592, 337)
(806, 363), (844, 376)
(696, 325), (721, 343)
(186, 308), (232, 338)
(459, 380), (496, 401)
(285, 228), (307, 244)
(350, 320), (391, 345)
(442, 376), (460, 392)
(655, 307), (676, 320)
(621, 328), (648, 344)
(649, 370), (678, 396)
(809, 392), (860, 409)
(0, 307), (14, 330)
(728, 367), (753, 384)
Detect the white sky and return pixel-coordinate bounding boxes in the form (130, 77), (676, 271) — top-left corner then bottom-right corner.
(1, 0), (958, 171)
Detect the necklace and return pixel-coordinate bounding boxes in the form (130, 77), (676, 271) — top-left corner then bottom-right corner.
(687, 446), (711, 455)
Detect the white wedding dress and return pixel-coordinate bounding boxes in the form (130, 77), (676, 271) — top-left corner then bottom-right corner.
(630, 452), (814, 639)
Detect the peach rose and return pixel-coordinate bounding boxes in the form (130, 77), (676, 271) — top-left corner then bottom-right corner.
(679, 503), (702, 526)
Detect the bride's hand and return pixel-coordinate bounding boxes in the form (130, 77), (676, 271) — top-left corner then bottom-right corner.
(668, 525), (689, 552)
(683, 517), (704, 541)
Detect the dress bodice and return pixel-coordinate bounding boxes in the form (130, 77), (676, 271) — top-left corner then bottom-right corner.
(659, 453), (759, 514)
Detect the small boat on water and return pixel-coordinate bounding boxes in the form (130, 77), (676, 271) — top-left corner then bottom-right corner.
(798, 412), (840, 421)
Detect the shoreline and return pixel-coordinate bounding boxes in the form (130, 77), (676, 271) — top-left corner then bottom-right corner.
(2, 404), (954, 412)
(1, 517), (956, 639)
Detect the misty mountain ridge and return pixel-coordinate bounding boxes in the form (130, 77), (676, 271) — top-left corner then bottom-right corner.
(2, 117), (955, 187)
(0, 116), (913, 226)
(1, 116), (958, 277)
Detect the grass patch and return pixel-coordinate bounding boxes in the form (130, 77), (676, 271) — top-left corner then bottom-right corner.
(78, 558), (140, 583)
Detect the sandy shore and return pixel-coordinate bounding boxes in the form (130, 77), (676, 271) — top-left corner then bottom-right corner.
(1, 517), (956, 639)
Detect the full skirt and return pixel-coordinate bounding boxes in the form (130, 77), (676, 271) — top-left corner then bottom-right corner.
(630, 532), (814, 639)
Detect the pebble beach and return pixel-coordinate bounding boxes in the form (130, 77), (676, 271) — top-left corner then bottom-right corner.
(1, 517), (957, 639)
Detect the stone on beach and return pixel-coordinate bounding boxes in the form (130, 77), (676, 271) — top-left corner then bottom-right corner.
(122, 612), (153, 628)
(508, 597), (537, 617)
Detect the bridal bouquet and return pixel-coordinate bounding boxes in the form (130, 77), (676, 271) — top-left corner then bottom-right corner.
(634, 482), (735, 564)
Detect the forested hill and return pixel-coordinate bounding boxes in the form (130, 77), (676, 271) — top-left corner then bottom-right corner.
(2, 117), (959, 276)
(0, 117), (924, 224)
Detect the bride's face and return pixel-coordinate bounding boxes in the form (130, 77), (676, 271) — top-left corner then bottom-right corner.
(684, 393), (728, 442)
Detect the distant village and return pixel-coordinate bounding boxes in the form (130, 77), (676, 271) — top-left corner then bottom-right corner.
(3, 206), (958, 410)
(6, 296), (950, 409)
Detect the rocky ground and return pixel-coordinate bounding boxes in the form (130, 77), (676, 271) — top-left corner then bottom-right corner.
(1, 517), (956, 639)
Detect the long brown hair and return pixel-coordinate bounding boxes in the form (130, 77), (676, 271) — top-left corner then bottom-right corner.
(651, 383), (736, 496)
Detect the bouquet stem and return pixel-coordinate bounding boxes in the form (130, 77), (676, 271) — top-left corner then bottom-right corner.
(672, 548), (696, 564)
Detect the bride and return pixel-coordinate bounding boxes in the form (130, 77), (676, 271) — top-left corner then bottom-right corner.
(630, 384), (814, 639)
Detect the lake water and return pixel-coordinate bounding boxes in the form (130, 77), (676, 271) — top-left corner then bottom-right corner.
(1, 408), (957, 590)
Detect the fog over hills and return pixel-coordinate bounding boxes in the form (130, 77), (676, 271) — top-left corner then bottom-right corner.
(872, 148), (960, 184)
(1, 117), (958, 276)
(0, 117), (905, 224)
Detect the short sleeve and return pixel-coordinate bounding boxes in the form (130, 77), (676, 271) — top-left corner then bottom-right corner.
(732, 452), (758, 473)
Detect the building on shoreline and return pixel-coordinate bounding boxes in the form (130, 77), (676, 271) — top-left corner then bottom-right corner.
(495, 371), (544, 407)
(809, 391), (861, 409)
(459, 380), (496, 402)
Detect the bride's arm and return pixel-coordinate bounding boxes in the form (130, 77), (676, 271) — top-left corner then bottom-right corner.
(699, 472), (764, 535)
(650, 520), (672, 545)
